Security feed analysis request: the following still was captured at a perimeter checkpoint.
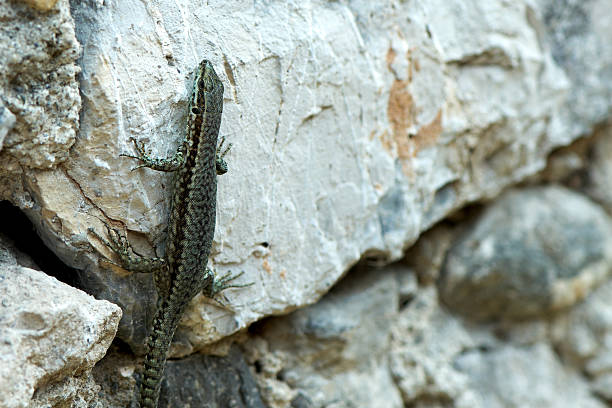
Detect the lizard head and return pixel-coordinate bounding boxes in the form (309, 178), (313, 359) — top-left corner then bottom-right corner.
(191, 59), (224, 115)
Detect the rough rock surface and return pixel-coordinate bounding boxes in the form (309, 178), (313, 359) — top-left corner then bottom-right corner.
(1, 0), (612, 406)
(157, 346), (265, 408)
(64, 0), (612, 352)
(0, 0), (80, 171)
(584, 126), (612, 211)
(0, 238), (121, 408)
(454, 343), (603, 408)
(439, 186), (612, 321)
(89, 343), (265, 408)
(245, 265), (403, 408)
(552, 279), (612, 402)
(246, 260), (607, 408)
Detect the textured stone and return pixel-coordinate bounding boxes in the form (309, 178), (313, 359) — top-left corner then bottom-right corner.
(247, 266), (403, 408)
(390, 287), (480, 407)
(553, 279), (612, 401)
(0, 251), (121, 408)
(389, 280), (604, 408)
(157, 346), (265, 408)
(439, 186), (612, 320)
(0, 100), (16, 150)
(0, 0), (80, 171)
(61, 0), (612, 353)
(454, 343), (604, 408)
(584, 126), (612, 211)
(3, 0), (611, 353)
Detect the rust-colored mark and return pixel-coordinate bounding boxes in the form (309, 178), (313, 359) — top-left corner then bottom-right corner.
(279, 269), (286, 279)
(262, 259), (272, 274)
(384, 46), (442, 178)
(412, 52), (420, 72)
(414, 109), (443, 151)
(378, 129), (390, 148)
(386, 47), (397, 67)
(387, 78), (415, 160)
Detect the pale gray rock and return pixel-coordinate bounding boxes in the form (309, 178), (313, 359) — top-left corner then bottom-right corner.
(439, 186), (612, 320)
(0, 100), (16, 151)
(246, 266), (404, 408)
(390, 287), (482, 407)
(0, 259), (121, 408)
(0, 0), (81, 171)
(2, 0), (611, 354)
(537, 0), (612, 139)
(584, 127), (612, 211)
(390, 280), (604, 408)
(59, 0), (612, 352)
(552, 279), (612, 402)
(27, 375), (102, 408)
(454, 343), (604, 408)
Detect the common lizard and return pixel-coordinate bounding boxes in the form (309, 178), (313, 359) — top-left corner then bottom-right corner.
(90, 60), (246, 408)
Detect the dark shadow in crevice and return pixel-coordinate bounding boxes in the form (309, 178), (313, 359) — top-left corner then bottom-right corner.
(0, 200), (80, 287)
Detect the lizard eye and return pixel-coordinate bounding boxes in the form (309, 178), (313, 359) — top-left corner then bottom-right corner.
(191, 107), (201, 115)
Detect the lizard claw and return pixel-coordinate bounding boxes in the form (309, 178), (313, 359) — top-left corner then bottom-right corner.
(215, 136), (231, 175)
(212, 270), (253, 296)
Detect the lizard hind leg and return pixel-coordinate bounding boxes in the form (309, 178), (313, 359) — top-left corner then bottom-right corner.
(212, 269), (252, 297)
(198, 268), (252, 298)
(215, 136), (232, 175)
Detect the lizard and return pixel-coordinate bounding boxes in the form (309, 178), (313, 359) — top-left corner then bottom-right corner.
(89, 59), (247, 408)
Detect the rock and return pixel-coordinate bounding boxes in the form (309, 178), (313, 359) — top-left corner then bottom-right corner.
(2, 0), (612, 354)
(246, 266), (403, 408)
(454, 343), (604, 408)
(90, 345), (139, 408)
(584, 127), (612, 211)
(8, 0), (603, 351)
(0, 0), (80, 171)
(156, 346), (265, 408)
(439, 186), (612, 320)
(552, 279), (612, 402)
(404, 223), (456, 285)
(0, 248), (122, 408)
(390, 280), (604, 408)
(390, 287), (481, 407)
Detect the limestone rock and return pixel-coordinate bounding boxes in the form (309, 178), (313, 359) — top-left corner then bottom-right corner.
(0, 259), (121, 407)
(439, 186), (612, 320)
(246, 266), (403, 408)
(584, 126), (612, 211)
(0, 0), (80, 171)
(553, 279), (612, 402)
(454, 343), (604, 408)
(390, 287), (480, 407)
(2, 0), (612, 353)
(158, 346), (265, 408)
(390, 278), (604, 408)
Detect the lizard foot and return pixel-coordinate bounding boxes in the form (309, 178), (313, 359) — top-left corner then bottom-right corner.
(210, 270), (252, 297)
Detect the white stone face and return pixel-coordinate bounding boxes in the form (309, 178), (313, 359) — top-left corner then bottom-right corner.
(0, 265), (121, 408)
(3, 0), (610, 350)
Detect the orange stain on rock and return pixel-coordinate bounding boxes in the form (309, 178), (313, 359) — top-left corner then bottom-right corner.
(414, 109), (442, 151)
(262, 259), (272, 274)
(387, 78), (415, 161)
(384, 46), (443, 177)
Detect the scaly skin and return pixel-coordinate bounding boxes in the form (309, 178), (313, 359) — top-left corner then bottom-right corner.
(90, 60), (246, 408)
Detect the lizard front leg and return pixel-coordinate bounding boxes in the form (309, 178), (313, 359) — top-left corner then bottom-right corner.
(88, 223), (167, 274)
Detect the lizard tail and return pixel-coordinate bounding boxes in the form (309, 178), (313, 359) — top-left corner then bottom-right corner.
(138, 295), (190, 408)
